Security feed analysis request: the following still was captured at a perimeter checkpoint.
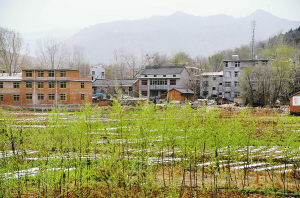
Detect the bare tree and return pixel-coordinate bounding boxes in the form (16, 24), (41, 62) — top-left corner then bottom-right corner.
(62, 44), (85, 69)
(0, 27), (28, 75)
(72, 45), (85, 69)
(36, 36), (64, 69)
(151, 52), (169, 66)
(194, 55), (210, 71)
(111, 49), (129, 79)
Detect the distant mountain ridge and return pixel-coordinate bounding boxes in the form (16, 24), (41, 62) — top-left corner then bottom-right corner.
(63, 10), (300, 64)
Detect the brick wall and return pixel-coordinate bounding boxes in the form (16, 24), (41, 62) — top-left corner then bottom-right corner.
(0, 81), (22, 106)
(1, 69), (92, 109)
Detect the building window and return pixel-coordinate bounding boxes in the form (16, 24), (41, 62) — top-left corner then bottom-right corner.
(81, 82), (84, 88)
(203, 91), (208, 97)
(235, 71), (240, 77)
(170, 80), (176, 85)
(81, 94), (85, 100)
(154, 75), (157, 77)
(262, 60), (268, 65)
(225, 92), (231, 96)
(235, 92), (240, 97)
(0, 82), (3, 88)
(37, 94), (44, 100)
(38, 82), (44, 88)
(13, 82), (20, 89)
(225, 62), (228, 67)
(129, 87), (133, 91)
(225, 82), (231, 87)
(213, 77), (216, 80)
(60, 94), (66, 100)
(150, 79), (167, 85)
(60, 71), (66, 77)
(144, 75), (147, 77)
(49, 93), (55, 101)
(49, 70), (55, 77)
(92, 71), (95, 75)
(219, 83), (222, 86)
(234, 81), (239, 87)
(26, 71), (32, 77)
(26, 93), (32, 100)
(141, 91), (147, 96)
(14, 95), (20, 102)
(235, 62), (240, 67)
(48, 82), (55, 88)
(0, 95), (3, 101)
(101, 72), (104, 78)
(38, 71), (44, 77)
(212, 87), (216, 90)
(225, 71), (231, 78)
(163, 75), (166, 77)
(202, 81), (208, 87)
(219, 92), (223, 96)
(26, 82), (32, 88)
(142, 80), (147, 85)
(60, 82), (66, 89)
(173, 75), (176, 77)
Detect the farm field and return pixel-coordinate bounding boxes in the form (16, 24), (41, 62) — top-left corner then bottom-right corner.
(0, 102), (300, 197)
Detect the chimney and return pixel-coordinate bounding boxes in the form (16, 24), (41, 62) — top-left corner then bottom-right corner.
(186, 84), (189, 92)
(232, 55), (239, 60)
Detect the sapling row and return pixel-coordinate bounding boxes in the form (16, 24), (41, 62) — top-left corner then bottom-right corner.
(0, 101), (300, 197)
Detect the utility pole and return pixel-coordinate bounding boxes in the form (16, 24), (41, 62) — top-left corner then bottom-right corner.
(251, 21), (256, 61)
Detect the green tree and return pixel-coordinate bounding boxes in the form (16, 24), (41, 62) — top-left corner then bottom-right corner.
(208, 53), (224, 71)
(171, 52), (191, 66)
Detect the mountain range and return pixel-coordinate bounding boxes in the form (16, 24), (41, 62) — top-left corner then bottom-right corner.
(37, 10), (300, 64)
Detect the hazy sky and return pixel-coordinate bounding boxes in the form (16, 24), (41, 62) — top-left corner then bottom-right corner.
(0, 0), (299, 33)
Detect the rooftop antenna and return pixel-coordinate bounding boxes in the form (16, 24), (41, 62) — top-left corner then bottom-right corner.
(251, 20), (256, 60)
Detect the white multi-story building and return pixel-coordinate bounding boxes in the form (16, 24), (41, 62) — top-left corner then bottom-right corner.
(222, 55), (270, 101)
(198, 71), (223, 99)
(90, 65), (105, 80)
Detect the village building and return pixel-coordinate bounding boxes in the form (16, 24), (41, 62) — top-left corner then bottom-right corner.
(168, 88), (194, 103)
(222, 55), (270, 102)
(198, 71), (223, 100)
(138, 65), (190, 99)
(90, 65), (105, 80)
(289, 92), (300, 115)
(0, 69), (92, 109)
(92, 79), (138, 100)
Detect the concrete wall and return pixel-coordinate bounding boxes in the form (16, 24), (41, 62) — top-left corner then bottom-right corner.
(199, 73), (223, 99)
(222, 59), (270, 101)
(91, 66), (105, 79)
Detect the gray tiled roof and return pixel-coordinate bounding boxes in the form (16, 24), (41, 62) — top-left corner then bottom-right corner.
(169, 88), (194, 94)
(93, 79), (137, 87)
(140, 66), (185, 75)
